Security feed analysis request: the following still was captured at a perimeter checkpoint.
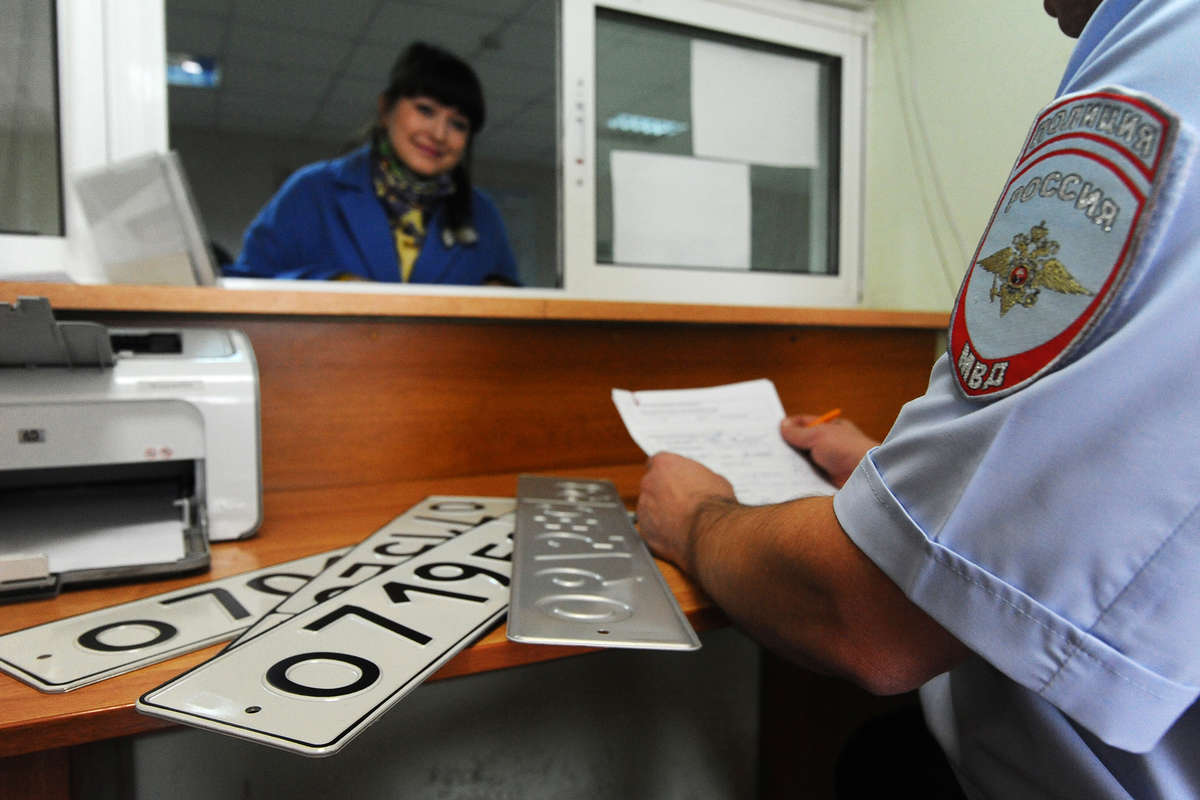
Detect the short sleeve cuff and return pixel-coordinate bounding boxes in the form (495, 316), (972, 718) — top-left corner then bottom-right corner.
(834, 451), (1198, 753)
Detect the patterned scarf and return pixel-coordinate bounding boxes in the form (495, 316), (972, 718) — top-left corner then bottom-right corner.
(371, 129), (455, 281)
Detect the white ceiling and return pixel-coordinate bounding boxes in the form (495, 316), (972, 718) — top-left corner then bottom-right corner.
(165, 0), (559, 164)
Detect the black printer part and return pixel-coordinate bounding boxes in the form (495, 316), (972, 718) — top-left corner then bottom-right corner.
(109, 331), (184, 354)
(0, 572), (61, 605)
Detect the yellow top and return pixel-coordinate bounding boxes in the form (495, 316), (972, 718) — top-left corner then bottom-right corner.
(395, 207), (425, 282)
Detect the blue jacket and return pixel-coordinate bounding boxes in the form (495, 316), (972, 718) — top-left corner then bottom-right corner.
(226, 145), (519, 285)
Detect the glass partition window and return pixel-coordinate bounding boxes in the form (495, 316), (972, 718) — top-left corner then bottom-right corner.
(164, 0), (560, 287)
(594, 9), (840, 277)
(0, 0), (62, 237)
(0, 0), (869, 306)
(563, 0), (869, 307)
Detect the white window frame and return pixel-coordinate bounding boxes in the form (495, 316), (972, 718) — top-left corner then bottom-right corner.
(0, 0), (166, 283)
(561, 0), (871, 307)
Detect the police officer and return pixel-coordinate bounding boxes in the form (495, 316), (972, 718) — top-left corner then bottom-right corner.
(637, 1), (1200, 797)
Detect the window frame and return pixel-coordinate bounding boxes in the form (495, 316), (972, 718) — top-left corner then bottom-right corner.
(0, 0), (165, 282)
(561, 0), (871, 307)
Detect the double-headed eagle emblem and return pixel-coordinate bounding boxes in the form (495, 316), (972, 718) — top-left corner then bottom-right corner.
(976, 221), (1093, 315)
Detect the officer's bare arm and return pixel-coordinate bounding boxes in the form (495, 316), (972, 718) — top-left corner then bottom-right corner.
(637, 453), (969, 695)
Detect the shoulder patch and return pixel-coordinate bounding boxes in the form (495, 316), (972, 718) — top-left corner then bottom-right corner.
(949, 87), (1181, 399)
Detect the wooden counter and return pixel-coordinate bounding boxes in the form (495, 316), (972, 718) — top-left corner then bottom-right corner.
(0, 281), (949, 328)
(0, 283), (948, 798)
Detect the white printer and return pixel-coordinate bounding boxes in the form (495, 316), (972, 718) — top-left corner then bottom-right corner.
(0, 297), (261, 600)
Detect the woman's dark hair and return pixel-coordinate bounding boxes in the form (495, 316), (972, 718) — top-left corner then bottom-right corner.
(381, 42), (486, 133)
(379, 42), (486, 234)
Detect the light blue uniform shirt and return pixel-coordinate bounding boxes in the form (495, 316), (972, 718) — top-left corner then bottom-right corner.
(834, 1), (1200, 797)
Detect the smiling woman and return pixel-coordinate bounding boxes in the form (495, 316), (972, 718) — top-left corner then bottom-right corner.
(383, 97), (470, 179)
(224, 42), (520, 287)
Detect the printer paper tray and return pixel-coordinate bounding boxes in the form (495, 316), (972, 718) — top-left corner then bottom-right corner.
(2, 481), (209, 602)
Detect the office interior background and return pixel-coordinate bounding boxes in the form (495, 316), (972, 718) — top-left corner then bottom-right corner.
(165, 0), (1074, 309)
(2, 0), (1073, 310)
(2, 1), (1074, 797)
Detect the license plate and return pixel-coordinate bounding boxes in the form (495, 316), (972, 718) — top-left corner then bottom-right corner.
(0, 549), (347, 693)
(137, 514), (514, 757)
(228, 497), (513, 649)
(507, 476), (700, 651)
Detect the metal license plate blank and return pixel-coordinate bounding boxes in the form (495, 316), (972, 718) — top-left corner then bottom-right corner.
(228, 497), (513, 649)
(137, 514), (515, 757)
(0, 549), (346, 693)
(507, 476), (700, 651)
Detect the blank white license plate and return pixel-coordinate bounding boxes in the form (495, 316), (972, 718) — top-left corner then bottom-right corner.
(508, 476), (700, 651)
(137, 514), (514, 757)
(0, 549), (347, 693)
(228, 497), (513, 649)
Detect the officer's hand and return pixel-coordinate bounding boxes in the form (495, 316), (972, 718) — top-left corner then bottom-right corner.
(780, 414), (878, 488)
(637, 452), (735, 572)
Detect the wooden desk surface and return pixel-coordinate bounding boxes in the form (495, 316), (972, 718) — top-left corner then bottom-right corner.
(0, 464), (723, 759)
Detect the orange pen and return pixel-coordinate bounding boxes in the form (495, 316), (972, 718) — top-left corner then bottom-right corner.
(805, 408), (842, 427)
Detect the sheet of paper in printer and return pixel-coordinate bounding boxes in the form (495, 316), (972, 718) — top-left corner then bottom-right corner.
(6, 483), (186, 573)
(611, 378), (835, 505)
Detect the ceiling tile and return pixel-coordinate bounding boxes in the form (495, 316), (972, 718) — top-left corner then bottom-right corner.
(221, 92), (317, 123)
(366, 3), (504, 57)
(412, 0), (532, 18)
(343, 43), (400, 81)
(227, 23), (352, 69)
(235, 0), (378, 36)
(166, 11), (227, 54)
(167, 86), (218, 126)
(167, 0), (234, 16)
(220, 59), (333, 99)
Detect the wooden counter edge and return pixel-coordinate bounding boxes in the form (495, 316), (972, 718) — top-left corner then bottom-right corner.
(1, 282), (949, 329)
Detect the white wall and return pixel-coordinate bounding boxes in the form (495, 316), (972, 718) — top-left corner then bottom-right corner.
(862, 0), (1076, 311)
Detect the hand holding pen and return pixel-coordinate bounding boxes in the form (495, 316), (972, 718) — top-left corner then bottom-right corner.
(780, 408), (878, 489)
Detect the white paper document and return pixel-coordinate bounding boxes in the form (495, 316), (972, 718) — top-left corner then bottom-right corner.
(611, 150), (750, 269)
(6, 484), (187, 573)
(690, 39), (819, 168)
(612, 379), (835, 505)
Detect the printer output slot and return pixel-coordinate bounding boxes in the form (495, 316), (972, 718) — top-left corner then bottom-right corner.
(0, 458), (195, 491)
(1, 460), (210, 602)
(109, 331), (183, 354)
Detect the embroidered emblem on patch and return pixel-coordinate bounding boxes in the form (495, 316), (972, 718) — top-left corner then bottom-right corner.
(950, 87), (1180, 398)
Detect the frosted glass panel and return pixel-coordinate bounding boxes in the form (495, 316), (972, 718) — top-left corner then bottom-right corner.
(595, 9), (839, 275)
